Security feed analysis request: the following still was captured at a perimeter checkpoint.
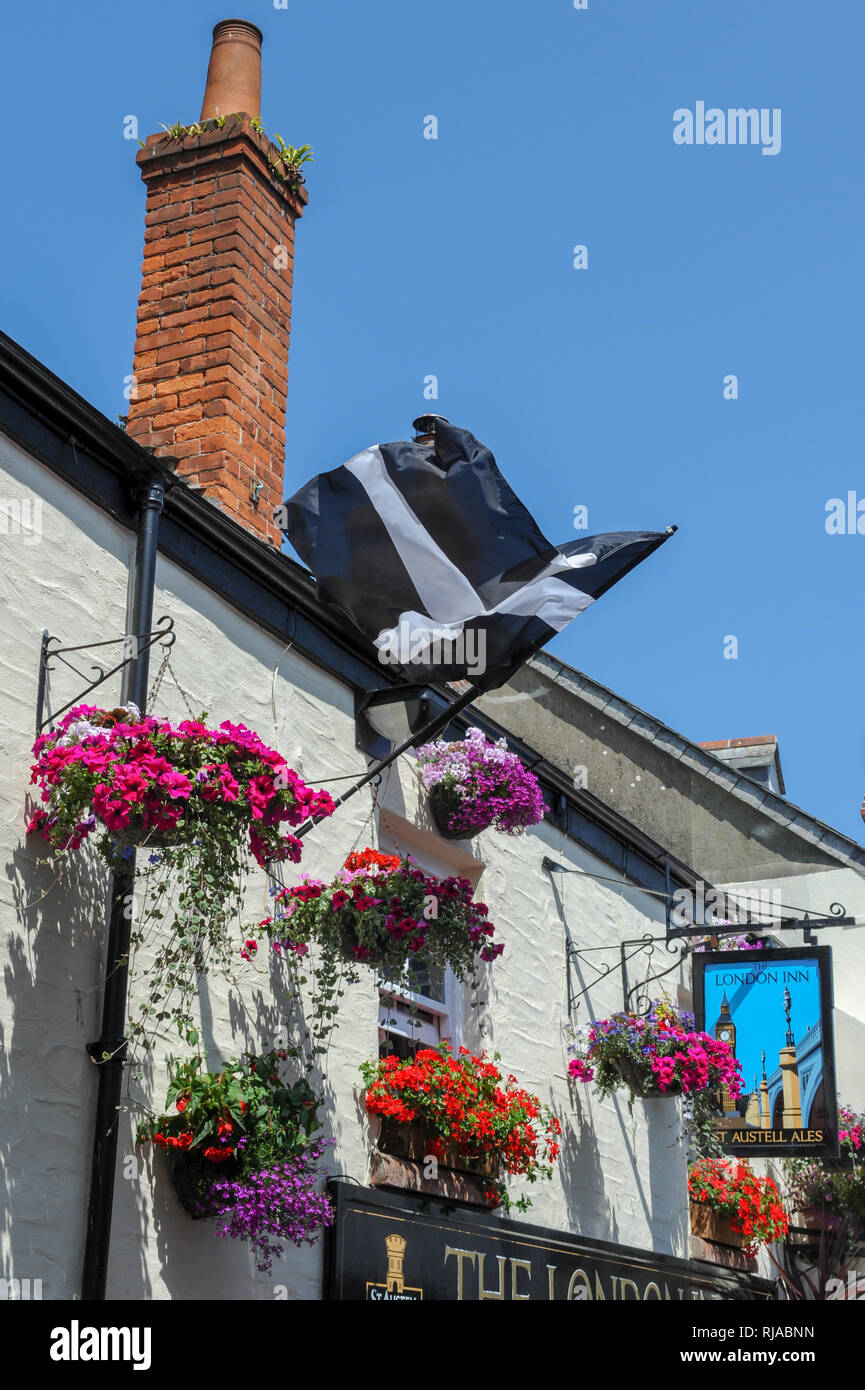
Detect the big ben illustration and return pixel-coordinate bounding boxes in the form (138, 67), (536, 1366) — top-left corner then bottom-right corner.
(713, 992), (738, 1113)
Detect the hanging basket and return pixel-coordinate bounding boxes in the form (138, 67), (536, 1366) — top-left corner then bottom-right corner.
(689, 1201), (748, 1248)
(166, 1148), (240, 1220)
(428, 784), (491, 841)
(612, 1056), (681, 1099)
(378, 1117), (500, 1179)
(109, 825), (188, 855)
(334, 920), (388, 970)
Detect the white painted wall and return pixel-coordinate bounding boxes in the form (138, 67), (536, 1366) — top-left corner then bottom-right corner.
(0, 435), (710, 1301)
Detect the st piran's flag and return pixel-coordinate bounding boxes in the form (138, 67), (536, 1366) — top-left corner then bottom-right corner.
(279, 422), (674, 692)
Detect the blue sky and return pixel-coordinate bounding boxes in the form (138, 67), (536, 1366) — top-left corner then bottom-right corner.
(2, 1), (863, 841)
(704, 957), (820, 1092)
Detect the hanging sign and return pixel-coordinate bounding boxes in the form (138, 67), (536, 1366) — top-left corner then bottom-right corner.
(324, 1181), (775, 1301)
(692, 945), (839, 1157)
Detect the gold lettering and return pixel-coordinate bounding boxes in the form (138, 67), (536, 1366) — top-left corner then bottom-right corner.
(477, 1253), (506, 1300)
(511, 1259), (532, 1301)
(546, 1264), (557, 1301)
(618, 1278), (640, 1299)
(594, 1272), (607, 1301)
(644, 1282), (662, 1300)
(444, 1247), (476, 1301)
(566, 1268), (592, 1301)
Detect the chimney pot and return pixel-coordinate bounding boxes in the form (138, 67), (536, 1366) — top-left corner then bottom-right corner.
(200, 18), (263, 121)
(128, 19), (305, 545)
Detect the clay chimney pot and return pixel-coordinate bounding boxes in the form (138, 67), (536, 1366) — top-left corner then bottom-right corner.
(200, 18), (263, 121)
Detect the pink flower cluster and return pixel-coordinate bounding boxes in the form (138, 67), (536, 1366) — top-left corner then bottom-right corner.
(650, 1033), (743, 1097)
(839, 1104), (864, 1153)
(567, 1001), (744, 1102)
(28, 703), (334, 866)
(246, 848), (504, 976)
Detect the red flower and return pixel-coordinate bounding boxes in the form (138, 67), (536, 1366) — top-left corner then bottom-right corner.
(203, 1145), (234, 1163)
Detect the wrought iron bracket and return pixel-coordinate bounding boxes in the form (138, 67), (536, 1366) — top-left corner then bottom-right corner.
(36, 615), (175, 733)
(558, 933), (686, 1017)
(542, 856), (686, 1017)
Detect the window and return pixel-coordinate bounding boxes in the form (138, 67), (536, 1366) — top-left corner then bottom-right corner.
(374, 809), (481, 1060)
(378, 962), (452, 1059)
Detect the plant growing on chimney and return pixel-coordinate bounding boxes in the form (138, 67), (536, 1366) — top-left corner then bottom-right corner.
(159, 115), (240, 143)
(273, 134), (314, 185)
(27, 703), (335, 1048)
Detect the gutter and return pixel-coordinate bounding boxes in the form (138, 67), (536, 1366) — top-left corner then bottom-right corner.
(80, 472), (164, 1301)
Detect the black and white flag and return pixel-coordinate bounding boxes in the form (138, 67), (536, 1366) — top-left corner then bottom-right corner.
(278, 421), (673, 691)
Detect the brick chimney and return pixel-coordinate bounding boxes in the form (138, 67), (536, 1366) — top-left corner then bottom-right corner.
(126, 19), (306, 545)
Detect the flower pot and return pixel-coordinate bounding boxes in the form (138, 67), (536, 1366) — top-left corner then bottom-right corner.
(167, 1148), (239, 1220)
(689, 1201), (748, 1248)
(378, 1117), (499, 1179)
(796, 1205), (831, 1233)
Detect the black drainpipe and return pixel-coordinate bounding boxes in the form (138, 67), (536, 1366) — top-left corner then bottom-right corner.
(81, 471), (165, 1301)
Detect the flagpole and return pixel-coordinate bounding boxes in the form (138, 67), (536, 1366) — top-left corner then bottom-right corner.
(294, 680), (483, 840)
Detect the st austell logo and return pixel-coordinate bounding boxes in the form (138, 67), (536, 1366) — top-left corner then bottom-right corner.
(366, 1233), (424, 1301)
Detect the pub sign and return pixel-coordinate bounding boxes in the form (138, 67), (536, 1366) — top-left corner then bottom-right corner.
(692, 945), (839, 1158)
(324, 1181), (775, 1301)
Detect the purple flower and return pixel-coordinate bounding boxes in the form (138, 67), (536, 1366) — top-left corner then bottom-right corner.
(209, 1145), (334, 1274)
(416, 727), (546, 835)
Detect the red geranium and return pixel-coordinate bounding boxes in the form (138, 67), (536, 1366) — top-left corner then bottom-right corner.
(360, 1043), (560, 1213)
(689, 1157), (789, 1254)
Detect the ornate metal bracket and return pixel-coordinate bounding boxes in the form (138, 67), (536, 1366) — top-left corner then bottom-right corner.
(620, 936), (684, 1015)
(36, 615), (175, 733)
(542, 856), (687, 1018)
